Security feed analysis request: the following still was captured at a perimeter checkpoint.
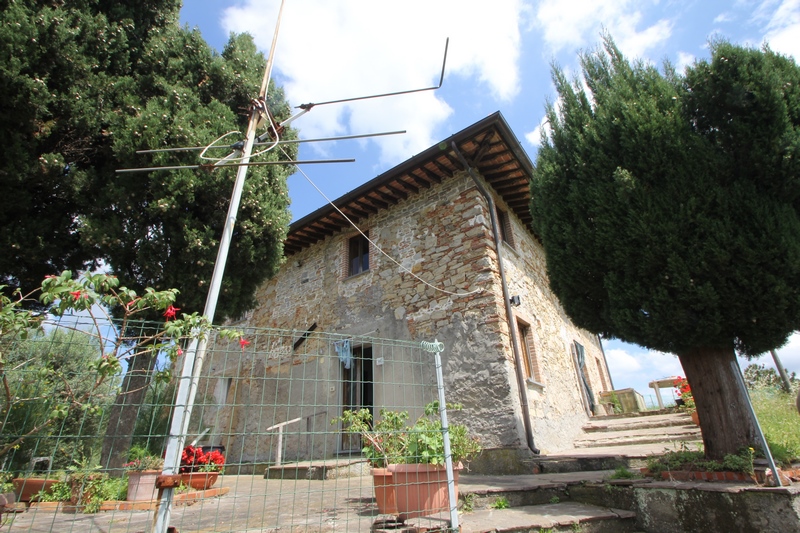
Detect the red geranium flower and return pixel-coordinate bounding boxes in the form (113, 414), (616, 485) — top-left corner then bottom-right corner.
(179, 444), (225, 473)
(163, 305), (180, 320)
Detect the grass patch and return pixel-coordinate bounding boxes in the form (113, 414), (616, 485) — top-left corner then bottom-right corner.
(608, 466), (638, 480)
(646, 445), (755, 476)
(750, 385), (800, 466)
(491, 496), (509, 509)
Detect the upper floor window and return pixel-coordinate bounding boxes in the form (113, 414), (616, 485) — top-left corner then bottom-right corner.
(496, 207), (515, 248)
(518, 320), (542, 384)
(348, 233), (370, 276)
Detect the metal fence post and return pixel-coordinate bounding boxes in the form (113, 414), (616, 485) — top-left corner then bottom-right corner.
(422, 339), (458, 531)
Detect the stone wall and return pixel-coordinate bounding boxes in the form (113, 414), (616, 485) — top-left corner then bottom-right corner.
(199, 169), (611, 465)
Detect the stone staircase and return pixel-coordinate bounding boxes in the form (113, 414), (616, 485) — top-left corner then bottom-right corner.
(429, 410), (704, 532)
(532, 409), (702, 474)
(574, 411), (702, 449)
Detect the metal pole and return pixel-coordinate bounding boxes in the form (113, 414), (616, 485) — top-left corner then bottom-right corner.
(423, 339), (459, 531)
(770, 349), (793, 394)
(152, 2), (288, 532)
(731, 359), (782, 486)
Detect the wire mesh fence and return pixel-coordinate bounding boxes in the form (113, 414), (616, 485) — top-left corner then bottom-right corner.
(1, 316), (461, 532)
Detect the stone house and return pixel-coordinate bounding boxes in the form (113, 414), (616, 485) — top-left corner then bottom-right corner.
(199, 112), (614, 472)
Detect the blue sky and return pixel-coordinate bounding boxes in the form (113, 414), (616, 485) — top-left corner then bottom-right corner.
(178, 0), (800, 403)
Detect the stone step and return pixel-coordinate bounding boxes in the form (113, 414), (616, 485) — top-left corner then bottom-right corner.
(573, 425), (701, 449)
(458, 502), (638, 533)
(583, 412), (694, 433)
(532, 455), (644, 474)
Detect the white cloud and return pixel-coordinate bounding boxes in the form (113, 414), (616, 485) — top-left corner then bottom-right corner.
(533, 0), (673, 59)
(760, 0), (800, 60)
(525, 113), (548, 148)
(713, 11), (734, 24)
(676, 51), (695, 73)
(222, 0), (525, 165)
(605, 348), (644, 374)
(603, 341), (683, 404)
(527, 96), (561, 148)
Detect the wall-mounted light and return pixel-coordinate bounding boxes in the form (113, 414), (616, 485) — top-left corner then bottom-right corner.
(509, 295), (521, 306)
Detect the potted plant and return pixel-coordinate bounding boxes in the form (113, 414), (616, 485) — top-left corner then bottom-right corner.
(334, 408), (409, 515)
(334, 401), (482, 521)
(179, 445), (225, 490)
(389, 401), (482, 521)
(35, 460), (126, 514)
(124, 445), (164, 501)
(11, 472), (61, 503)
(673, 377), (698, 424)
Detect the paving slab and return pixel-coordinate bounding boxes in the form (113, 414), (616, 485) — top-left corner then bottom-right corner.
(459, 502), (636, 533)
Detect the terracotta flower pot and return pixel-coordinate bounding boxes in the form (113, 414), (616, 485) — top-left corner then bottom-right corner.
(180, 472), (219, 491)
(12, 478), (57, 503)
(371, 467), (398, 515)
(690, 410), (700, 425)
(388, 463), (461, 521)
(127, 470), (160, 501)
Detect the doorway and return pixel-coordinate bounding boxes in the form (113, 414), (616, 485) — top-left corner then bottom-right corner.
(340, 345), (373, 453)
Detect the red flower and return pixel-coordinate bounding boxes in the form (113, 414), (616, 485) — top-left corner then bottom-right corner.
(239, 337), (251, 352)
(179, 444), (225, 473)
(205, 450), (225, 468)
(163, 305), (180, 320)
(176, 347), (183, 357)
(69, 290), (82, 299)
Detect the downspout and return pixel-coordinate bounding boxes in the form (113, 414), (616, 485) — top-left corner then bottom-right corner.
(451, 142), (539, 455)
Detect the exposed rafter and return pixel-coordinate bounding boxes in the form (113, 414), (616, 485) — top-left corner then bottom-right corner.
(283, 112), (535, 255)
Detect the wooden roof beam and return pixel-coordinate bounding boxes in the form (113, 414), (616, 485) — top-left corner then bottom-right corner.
(363, 194), (389, 210)
(408, 172), (433, 189)
(374, 188), (401, 205)
(418, 165), (443, 183)
(384, 184), (408, 200)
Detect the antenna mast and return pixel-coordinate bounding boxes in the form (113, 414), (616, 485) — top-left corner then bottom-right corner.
(153, 1), (288, 532)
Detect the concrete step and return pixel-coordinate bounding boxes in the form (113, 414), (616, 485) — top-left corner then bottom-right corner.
(458, 502), (638, 533)
(264, 458), (369, 480)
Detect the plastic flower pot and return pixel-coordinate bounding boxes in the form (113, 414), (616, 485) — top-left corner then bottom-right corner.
(371, 467), (398, 515)
(388, 463), (461, 521)
(127, 470), (160, 501)
(180, 472), (219, 491)
(12, 478), (58, 503)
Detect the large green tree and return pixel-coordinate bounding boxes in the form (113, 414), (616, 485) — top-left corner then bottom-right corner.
(0, 0), (296, 321)
(531, 37), (800, 459)
(1, 0), (297, 471)
(1, 329), (119, 471)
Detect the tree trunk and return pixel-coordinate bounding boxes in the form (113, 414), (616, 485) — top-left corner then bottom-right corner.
(100, 351), (156, 474)
(677, 345), (759, 461)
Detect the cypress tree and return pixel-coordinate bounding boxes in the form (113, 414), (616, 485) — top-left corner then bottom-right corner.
(531, 36), (800, 459)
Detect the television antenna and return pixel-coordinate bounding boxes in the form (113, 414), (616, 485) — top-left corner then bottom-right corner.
(151, 1), (449, 531)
